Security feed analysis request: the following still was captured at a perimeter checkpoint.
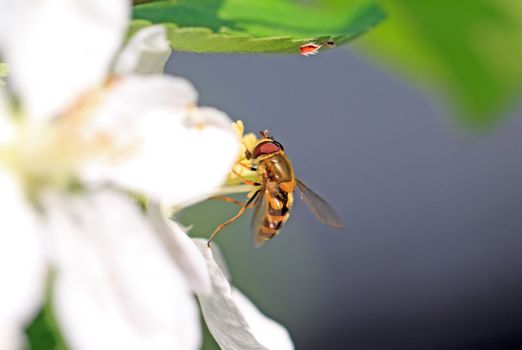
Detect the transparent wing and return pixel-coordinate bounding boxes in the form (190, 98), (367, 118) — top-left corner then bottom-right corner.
(296, 178), (344, 229)
(250, 188), (270, 248)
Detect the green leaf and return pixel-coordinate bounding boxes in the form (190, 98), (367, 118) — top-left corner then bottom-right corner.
(131, 0), (385, 53)
(26, 304), (68, 350)
(0, 63), (8, 85)
(25, 273), (69, 350)
(359, 0), (522, 128)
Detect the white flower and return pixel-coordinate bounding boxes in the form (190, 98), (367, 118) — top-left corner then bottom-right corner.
(0, 1), (294, 349)
(0, 0), (129, 123)
(147, 203), (212, 295)
(79, 76), (238, 206)
(193, 240), (294, 350)
(0, 0), (239, 204)
(114, 25), (172, 75)
(44, 191), (203, 350)
(0, 172), (45, 348)
(150, 212), (295, 350)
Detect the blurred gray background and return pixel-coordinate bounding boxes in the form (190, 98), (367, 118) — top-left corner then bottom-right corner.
(169, 48), (522, 349)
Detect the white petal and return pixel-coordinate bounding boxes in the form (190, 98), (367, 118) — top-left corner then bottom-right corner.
(0, 171), (46, 348)
(231, 289), (294, 350)
(0, 0), (129, 122)
(95, 75), (198, 117)
(0, 324), (23, 350)
(148, 203), (212, 294)
(193, 239), (294, 350)
(80, 75), (239, 206)
(114, 25), (172, 75)
(44, 191), (201, 350)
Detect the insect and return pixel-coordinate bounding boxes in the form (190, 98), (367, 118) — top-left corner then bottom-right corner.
(299, 42), (322, 56)
(208, 130), (343, 247)
(299, 39), (335, 56)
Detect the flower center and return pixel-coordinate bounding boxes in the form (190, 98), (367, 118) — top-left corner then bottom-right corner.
(0, 82), (136, 196)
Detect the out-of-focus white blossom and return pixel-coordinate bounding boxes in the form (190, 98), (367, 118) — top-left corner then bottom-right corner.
(0, 172), (45, 349)
(79, 75), (238, 206)
(0, 0), (129, 123)
(115, 25), (172, 75)
(0, 0), (239, 205)
(44, 191), (202, 350)
(0, 0), (294, 349)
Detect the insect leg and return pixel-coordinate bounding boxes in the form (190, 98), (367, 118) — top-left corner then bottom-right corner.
(207, 189), (261, 247)
(232, 169), (261, 186)
(238, 162), (257, 171)
(209, 196), (244, 207)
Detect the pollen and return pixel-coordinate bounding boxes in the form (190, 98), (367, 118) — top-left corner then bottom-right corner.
(232, 120), (257, 154)
(227, 120), (260, 186)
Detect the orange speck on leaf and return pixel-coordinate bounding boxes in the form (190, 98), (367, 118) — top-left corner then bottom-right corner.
(299, 43), (321, 56)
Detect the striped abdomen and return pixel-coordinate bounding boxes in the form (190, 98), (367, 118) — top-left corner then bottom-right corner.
(256, 152), (295, 243)
(258, 188), (294, 241)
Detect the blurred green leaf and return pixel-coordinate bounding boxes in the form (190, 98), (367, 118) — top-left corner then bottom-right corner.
(26, 276), (68, 350)
(26, 304), (68, 350)
(131, 0), (385, 53)
(359, 0), (522, 128)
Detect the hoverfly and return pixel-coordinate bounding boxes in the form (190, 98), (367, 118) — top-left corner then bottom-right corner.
(208, 130), (343, 247)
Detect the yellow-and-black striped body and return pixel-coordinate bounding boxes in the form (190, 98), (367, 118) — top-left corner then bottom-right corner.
(254, 150), (295, 244)
(206, 129), (343, 248)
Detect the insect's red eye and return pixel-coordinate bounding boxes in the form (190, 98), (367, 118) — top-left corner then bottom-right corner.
(253, 141), (281, 158)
